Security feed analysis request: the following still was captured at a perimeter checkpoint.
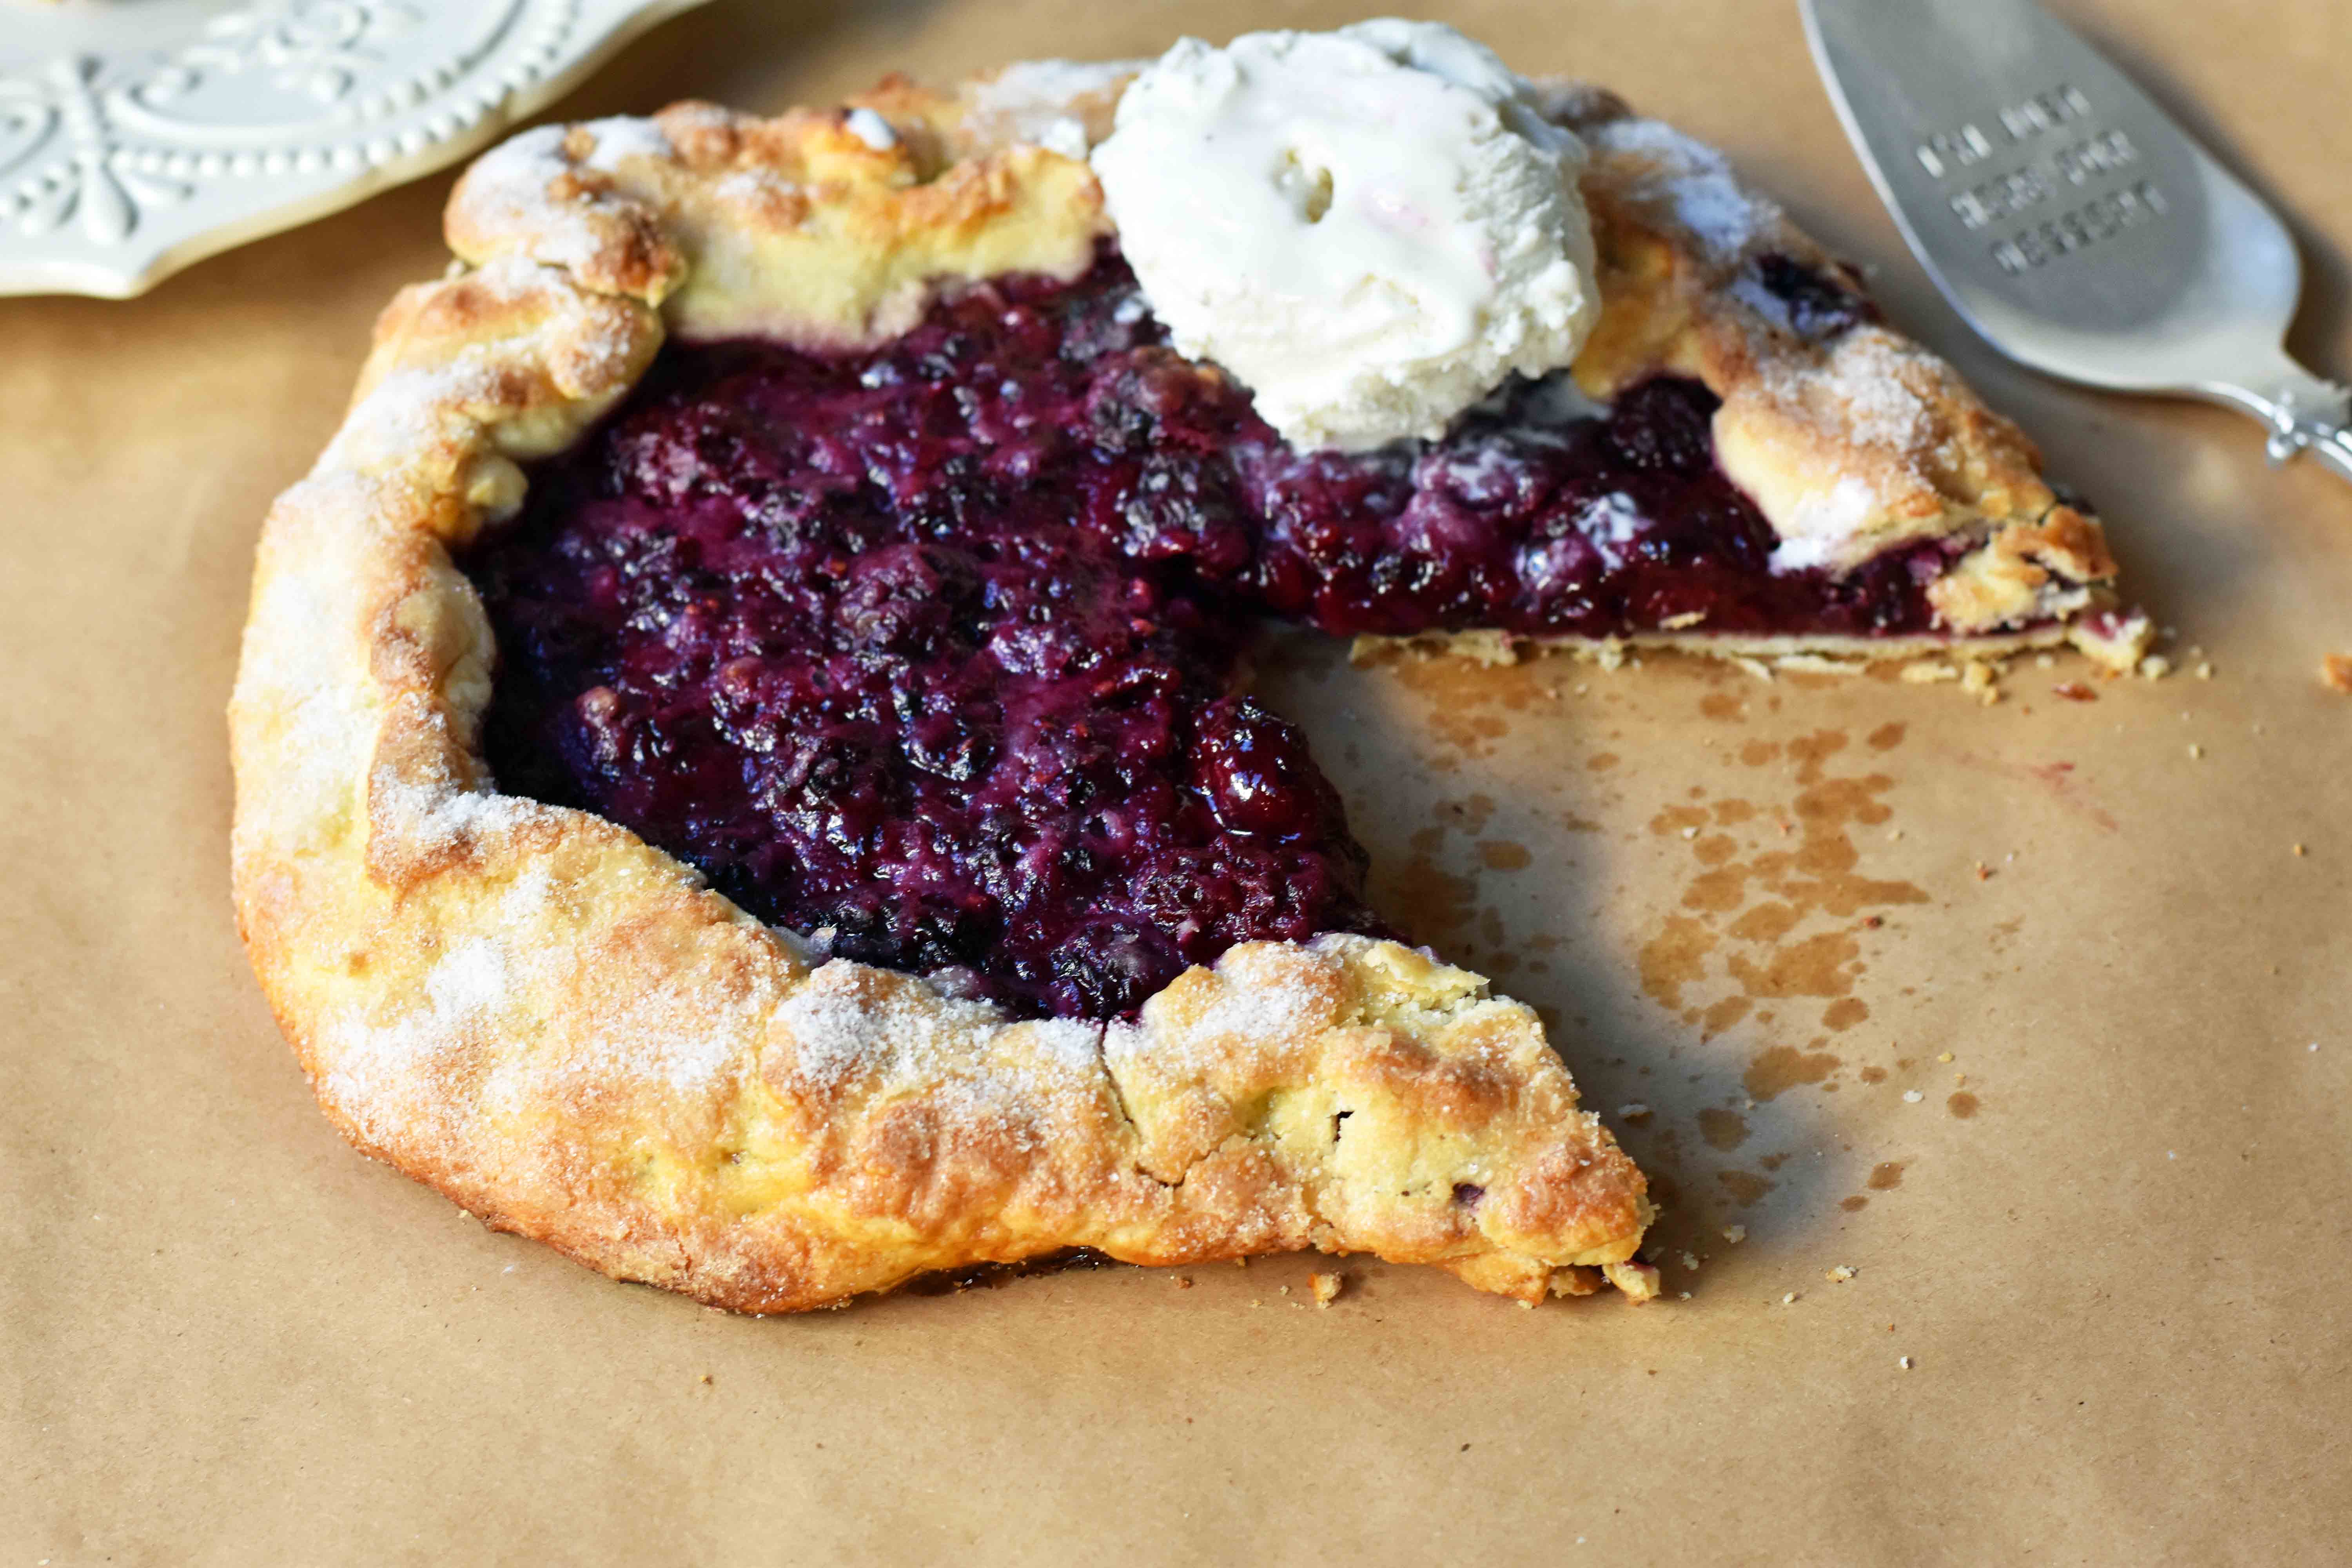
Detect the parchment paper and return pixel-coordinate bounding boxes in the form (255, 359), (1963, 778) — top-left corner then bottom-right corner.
(6, 1), (2349, 1561)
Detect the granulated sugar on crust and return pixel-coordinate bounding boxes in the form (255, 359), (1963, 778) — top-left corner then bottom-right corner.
(777, 967), (1082, 1096)
(324, 256), (655, 482)
(446, 121), (680, 287)
(1806, 332), (1940, 454)
(958, 58), (1141, 156)
(775, 962), (1113, 1158)
(1582, 116), (1786, 266)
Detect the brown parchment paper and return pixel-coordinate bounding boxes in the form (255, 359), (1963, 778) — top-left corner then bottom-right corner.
(6, 1), (2350, 1561)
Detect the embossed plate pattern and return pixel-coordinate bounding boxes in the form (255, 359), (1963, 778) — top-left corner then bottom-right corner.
(0, 0), (710, 298)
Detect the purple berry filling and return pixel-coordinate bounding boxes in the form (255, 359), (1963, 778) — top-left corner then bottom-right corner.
(467, 247), (1938, 1020)
(1746, 252), (1883, 342)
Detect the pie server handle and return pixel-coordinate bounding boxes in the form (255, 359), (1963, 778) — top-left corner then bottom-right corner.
(1802, 0), (2352, 490)
(2194, 352), (2352, 485)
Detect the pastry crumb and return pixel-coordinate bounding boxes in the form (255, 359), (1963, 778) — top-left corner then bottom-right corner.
(2322, 653), (2352, 693)
(1781, 1292), (1798, 1305)
(2194, 662), (2214, 680)
(1936, 1051), (1954, 1063)
(1827, 1265), (1856, 1283)
(2140, 654), (2172, 679)
(1900, 661), (1960, 684)
(1679, 1251), (1701, 1270)
(1608, 1260), (1662, 1301)
(1173, 1275), (1193, 1289)
(1617, 1102), (1653, 1123)
(1899, 1355), (1914, 1370)
(2293, 844), (2307, 857)
(1903, 1090), (1924, 1103)
(1552, 1266), (1605, 1298)
(1721, 1225), (1746, 1245)
(1310, 1270), (1344, 1307)
(2188, 742), (2205, 759)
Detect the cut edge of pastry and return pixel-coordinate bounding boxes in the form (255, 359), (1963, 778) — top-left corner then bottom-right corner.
(1351, 603), (2155, 682)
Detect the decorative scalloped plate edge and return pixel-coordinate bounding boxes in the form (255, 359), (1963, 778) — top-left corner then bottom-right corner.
(0, 0), (713, 299)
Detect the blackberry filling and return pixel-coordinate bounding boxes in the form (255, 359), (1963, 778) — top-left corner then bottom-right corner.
(468, 247), (1941, 1020)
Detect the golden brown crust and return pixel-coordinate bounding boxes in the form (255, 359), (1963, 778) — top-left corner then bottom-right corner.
(445, 94), (1110, 349)
(1541, 88), (2138, 646)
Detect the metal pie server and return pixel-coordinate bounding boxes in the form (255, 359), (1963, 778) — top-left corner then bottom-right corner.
(1801, 0), (2352, 483)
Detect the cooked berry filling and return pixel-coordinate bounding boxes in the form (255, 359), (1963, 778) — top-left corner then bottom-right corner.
(1743, 252), (1882, 343)
(469, 247), (1942, 1020)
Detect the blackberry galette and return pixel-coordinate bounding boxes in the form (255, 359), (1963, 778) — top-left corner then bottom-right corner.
(230, 25), (2144, 1312)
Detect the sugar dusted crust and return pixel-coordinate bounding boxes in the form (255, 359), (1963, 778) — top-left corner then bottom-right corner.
(232, 82), (1661, 1312)
(1530, 85), (2137, 660)
(444, 96), (1110, 349)
(233, 54), (2144, 1316)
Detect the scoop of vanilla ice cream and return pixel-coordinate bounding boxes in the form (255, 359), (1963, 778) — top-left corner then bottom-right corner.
(1089, 20), (1601, 452)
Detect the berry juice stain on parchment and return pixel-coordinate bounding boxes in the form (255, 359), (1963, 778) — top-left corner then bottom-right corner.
(1270, 648), (2011, 1296)
(1619, 711), (1959, 1246)
(1636, 724), (1925, 1028)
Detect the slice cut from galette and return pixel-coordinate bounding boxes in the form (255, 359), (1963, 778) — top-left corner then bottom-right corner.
(230, 36), (2144, 1314)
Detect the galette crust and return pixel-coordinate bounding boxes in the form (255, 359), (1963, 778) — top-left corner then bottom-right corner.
(233, 82), (1659, 1312)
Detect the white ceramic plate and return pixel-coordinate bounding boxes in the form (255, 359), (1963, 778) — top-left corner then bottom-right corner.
(0, 0), (712, 298)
